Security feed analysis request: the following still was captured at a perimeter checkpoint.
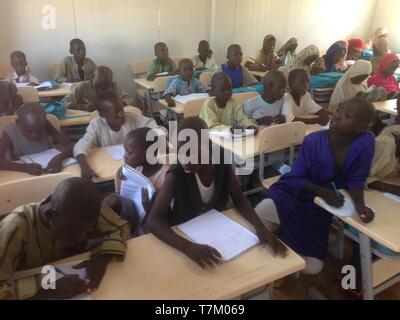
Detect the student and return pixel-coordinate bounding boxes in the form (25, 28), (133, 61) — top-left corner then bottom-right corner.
(367, 27), (389, 50)
(370, 38), (390, 73)
(335, 40), (349, 72)
(283, 69), (330, 125)
(163, 59), (208, 107)
(147, 117), (287, 269)
(346, 39), (366, 60)
(310, 42), (347, 75)
(74, 91), (162, 180)
(221, 44), (258, 89)
(56, 38), (97, 83)
(63, 66), (131, 111)
(255, 97), (376, 274)
(146, 42), (178, 81)
(192, 40), (217, 71)
(245, 35), (280, 72)
(368, 53), (400, 100)
(103, 127), (170, 235)
(0, 177), (130, 300)
(0, 80), (23, 116)
(330, 60), (385, 111)
(288, 45), (320, 75)
(0, 103), (73, 175)
(199, 72), (258, 133)
(367, 125), (400, 196)
(277, 37), (298, 66)
(243, 71), (290, 127)
(6, 51), (39, 85)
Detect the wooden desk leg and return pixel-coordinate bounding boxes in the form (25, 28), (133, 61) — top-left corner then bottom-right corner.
(145, 89), (154, 118)
(359, 232), (374, 300)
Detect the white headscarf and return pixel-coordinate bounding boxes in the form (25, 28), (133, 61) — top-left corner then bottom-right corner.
(329, 60), (372, 110)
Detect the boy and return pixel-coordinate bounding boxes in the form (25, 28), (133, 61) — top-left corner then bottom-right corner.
(163, 59), (208, 107)
(146, 42), (178, 81)
(147, 117), (287, 269)
(0, 177), (130, 300)
(0, 103), (73, 175)
(192, 40), (217, 71)
(74, 90), (163, 180)
(56, 38), (97, 83)
(63, 66), (131, 111)
(221, 44), (258, 89)
(6, 51), (39, 85)
(0, 80), (23, 116)
(244, 71), (290, 127)
(199, 72), (258, 134)
(255, 97), (376, 275)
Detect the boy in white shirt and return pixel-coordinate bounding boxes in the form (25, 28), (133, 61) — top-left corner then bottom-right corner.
(192, 40), (218, 71)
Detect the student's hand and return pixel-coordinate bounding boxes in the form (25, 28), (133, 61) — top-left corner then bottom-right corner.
(167, 99), (176, 107)
(33, 275), (88, 300)
(46, 157), (63, 174)
(141, 188), (158, 215)
(22, 163), (43, 176)
(246, 125), (259, 136)
(318, 187), (345, 208)
(73, 255), (113, 293)
(81, 166), (98, 181)
(230, 125), (245, 135)
(183, 243), (222, 269)
(274, 115), (286, 124)
(148, 74), (156, 81)
(117, 167), (127, 181)
(255, 226), (287, 257)
(257, 116), (274, 126)
(356, 205), (375, 223)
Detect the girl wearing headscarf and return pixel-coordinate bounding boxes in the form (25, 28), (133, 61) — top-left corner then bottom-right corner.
(367, 27), (389, 50)
(277, 37), (298, 66)
(288, 45), (320, 75)
(246, 34), (280, 72)
(371, 38), (390, 72)
(367, 125), (400, 196)
(347, 39), (366, 60)
(329, 60), (385, 111)
(310, 42), (347, 75)
(368, 53), (400, 99)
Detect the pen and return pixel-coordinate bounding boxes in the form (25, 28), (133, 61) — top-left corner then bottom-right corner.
(54, 267), (69, 277)
(331, 182), (341, 197)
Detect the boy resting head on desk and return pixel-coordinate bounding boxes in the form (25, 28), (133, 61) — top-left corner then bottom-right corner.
(0, 103), (73, 175)
(0, 177), (130, 300)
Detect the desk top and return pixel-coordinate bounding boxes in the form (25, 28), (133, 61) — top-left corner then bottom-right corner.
(374, 99), (398, 116)
(59, 110), (92, 127)
(38, 83), (73, 98)
(134, 78), (154, 90)
(0, 147), (123, 186)
(159, 99), (185, 115)
(250, 70), (267, 78)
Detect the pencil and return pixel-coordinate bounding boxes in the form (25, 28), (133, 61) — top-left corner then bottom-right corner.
(331, 182), (341, 197)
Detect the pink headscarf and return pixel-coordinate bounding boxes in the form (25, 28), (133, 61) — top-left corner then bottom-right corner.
(368, 53), (400, 93)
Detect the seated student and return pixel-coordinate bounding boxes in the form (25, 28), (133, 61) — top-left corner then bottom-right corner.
(368, 53), (400, 100)
(147, 117), (287, 268)
(288, 45), (320, 75)
(0, 103), (73, 175)
(367, 27), (389, 50)
(146, 42), (178, 81)
(243, 71), (290, 127)
(74, 91), (162, 180)
(277, 37), (298, 66)
(310, 42), (347, 75)
(192, 40), (217, 71)
(255, 97), (376, 274)
(370, 38), (390, 73)
(367, 125), (400, 196)
(103, 127), (170, 236)
(199, 72), (258, 133)
(0, 80), (23, 116)
(5, 51), (39, 85)
(346, 39), (366, 61)
(283, 69), (330, 125)
(63, 66), (131, 111)
(330, 60), (385, 111)
(245, 35), (280, 72)
(56, 38), (97, 83)
(0, 177), (130, 300)
(335, 40), (349, 72)
(221, 44), (258, 89)
(163, 59), (208, 107)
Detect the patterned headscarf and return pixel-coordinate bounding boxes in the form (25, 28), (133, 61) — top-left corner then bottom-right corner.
(288, 45), (320, 73)
(277, 37), (298, 57)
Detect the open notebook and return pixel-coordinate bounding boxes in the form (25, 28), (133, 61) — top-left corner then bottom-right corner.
(173, 93), (210, 104)
(120, 165), (156, 220)
(177, 209), (260, 262)
(209, 129), (255, 141)
(20, 148), (77, 168)
(105, 144), (125, 160)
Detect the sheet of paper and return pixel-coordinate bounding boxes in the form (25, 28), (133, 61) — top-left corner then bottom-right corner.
(15, 82), (30, 88)
(35, 81), (53, 90)
(174, 93), (210, 105)
(120, 165), (155, 220)
(314, 192), (355, 217)
(105, 144), (125, 160)
(384, 192), (400, 203)
(20, 148), (77, 168)
(177, 209), (260, 262)
(55, 263), (91, 300)
(210, 129), (255, 141)
(156, 72), (169, 76)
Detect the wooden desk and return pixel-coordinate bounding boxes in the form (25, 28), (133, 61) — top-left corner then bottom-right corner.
(134, 78), (155, 117)
(59, 110), (92, 127)
(159, 99), (185, 115)
(134, 78), (155, 90)
(374, 99), (398, 116)
(0, 147), (123, 186)
(38, 83), (73, 99)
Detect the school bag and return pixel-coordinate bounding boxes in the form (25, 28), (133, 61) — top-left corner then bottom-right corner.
(40, 102), (67, 119)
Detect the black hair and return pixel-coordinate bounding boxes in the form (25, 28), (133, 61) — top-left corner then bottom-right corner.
(346, 96), (376, 126)
(179, 58), (194, 69)
(262, 70), (287, 87)
(16, 102), (45, 119)
(198, 40), (210, 49)
(94, 90), (119, 111)
(154, 42), (167, 52)
(226, 44), (242, 57)
(210, 72), (231, 89)
(70, 38), (85, 49)
(288, 68), (308, 86)
(125, 127), (158, 151)
(10, 51), (26, 62)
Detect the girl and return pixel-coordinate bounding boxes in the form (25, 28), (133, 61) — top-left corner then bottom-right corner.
(246, 35), (280, 72)
(367, 27), (389, 50)
(288, 45), (320, 75)
(310, 42), (347, 75)
(370, 38), (390, 73)
(147, 117), (286, 269)
(346, 39), (366, 60)
(277, 37), (299, 66)
(255, 97), (376, 274)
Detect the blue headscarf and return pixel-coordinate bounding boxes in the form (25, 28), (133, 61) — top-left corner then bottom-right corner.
(324, 42), (346, 72)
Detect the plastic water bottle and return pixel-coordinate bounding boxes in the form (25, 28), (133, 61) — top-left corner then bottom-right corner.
(274, 161), (291, 175)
